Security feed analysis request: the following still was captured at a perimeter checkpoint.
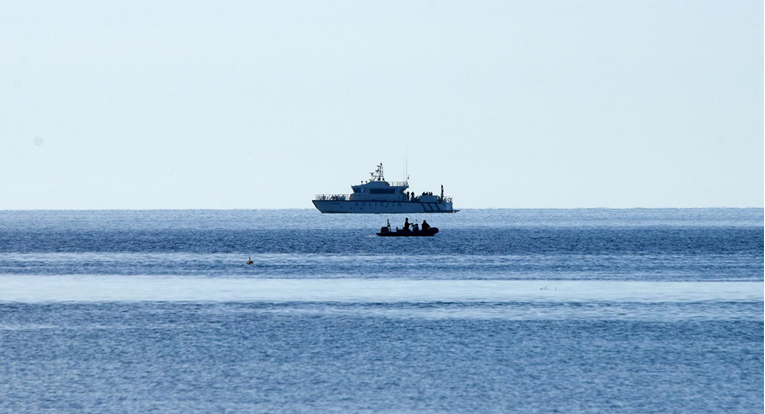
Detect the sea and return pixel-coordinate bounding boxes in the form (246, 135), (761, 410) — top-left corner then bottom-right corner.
(0, 208), (762, 413)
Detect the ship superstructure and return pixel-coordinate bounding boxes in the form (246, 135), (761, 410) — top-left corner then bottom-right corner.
(312, 163), (457, 213)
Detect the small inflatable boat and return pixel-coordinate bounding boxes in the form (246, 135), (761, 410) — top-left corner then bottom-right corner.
(377, 227), (439, 237)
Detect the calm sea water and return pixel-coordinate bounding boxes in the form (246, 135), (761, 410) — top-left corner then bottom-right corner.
(0, 209), (762, 413)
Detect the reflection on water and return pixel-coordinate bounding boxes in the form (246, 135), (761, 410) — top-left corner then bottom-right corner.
(1, 276), (762, 302)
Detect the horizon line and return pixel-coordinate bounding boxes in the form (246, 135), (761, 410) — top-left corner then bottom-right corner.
(0, 207), (762, 212)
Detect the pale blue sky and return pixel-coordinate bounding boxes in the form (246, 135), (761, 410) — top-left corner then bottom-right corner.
(1, 0), (762, 209)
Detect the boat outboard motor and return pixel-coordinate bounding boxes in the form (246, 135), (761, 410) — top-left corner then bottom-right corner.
(380, 227), (389, 233)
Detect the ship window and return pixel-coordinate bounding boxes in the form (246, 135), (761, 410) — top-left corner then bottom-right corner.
(352, 188), (361, 193)
(369, 189), (396, 194)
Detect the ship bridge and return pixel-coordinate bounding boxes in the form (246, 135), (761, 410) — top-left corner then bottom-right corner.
(349, 163), (408, 201)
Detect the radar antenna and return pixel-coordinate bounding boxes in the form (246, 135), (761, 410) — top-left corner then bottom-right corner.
(370, 163), (385, 182)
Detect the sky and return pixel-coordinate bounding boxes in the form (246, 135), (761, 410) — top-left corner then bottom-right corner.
(1, 0), (762, 209)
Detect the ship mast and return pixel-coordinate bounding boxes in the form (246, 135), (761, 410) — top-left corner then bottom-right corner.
(370, 163), (385, 182)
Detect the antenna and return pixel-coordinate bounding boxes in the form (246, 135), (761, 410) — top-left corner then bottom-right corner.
(405, 146), (409, 184)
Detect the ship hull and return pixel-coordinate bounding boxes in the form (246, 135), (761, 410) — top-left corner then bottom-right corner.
(312, 200), (458, 214)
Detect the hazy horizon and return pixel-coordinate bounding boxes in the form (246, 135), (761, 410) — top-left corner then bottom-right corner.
(1, 207), (762, 212)
(2, 1), (762, 209)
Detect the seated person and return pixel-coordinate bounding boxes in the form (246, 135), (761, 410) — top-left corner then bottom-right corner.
(403, 218), (411, 230)
(421, 220), (431, 231)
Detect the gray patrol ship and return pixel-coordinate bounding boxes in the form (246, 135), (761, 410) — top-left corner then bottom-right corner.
(312, 163), (457, 214)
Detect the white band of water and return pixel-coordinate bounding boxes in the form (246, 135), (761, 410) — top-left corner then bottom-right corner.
(2, 276), (762, 304)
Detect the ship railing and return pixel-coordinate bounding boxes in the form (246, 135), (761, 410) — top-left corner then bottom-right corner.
(387, 181), (408, 187)
(425, 196), (453, 203)
(314, 194), (352, 201)
(362, 180), (409, 187)
(412, 196), (454, 203)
